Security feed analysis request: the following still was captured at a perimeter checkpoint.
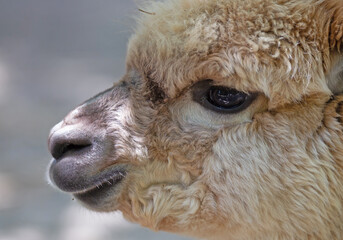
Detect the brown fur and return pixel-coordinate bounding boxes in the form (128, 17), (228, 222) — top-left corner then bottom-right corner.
(48, 0), (343, 239)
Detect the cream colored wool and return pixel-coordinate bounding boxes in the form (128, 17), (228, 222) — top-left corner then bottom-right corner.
(48, 0), (343, 239)
(121, 1), (343, 238)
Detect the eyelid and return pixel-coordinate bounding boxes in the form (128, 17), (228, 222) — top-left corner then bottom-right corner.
(191, 80), (214, 103)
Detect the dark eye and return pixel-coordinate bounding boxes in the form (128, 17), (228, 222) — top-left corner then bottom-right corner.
(192, 80), (257, 113)
(207, 86), (247, 109)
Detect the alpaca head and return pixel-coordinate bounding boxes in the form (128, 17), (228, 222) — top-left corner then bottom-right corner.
(48, 0), (343, 239)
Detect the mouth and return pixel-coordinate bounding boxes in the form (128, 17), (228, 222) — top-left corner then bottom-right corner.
(49, 157), (128, 211)
(48, 124), (129, 211)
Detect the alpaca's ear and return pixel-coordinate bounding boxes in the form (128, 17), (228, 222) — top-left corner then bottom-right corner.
(321, 0), (343, 51)
(319, 0), (343, 93)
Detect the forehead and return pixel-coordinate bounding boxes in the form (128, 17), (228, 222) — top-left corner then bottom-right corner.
(126, 0), (328, 105)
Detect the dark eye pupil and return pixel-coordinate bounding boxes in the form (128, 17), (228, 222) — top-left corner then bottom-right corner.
(191, 80), (257, 114)
(208, 87), (247, 109)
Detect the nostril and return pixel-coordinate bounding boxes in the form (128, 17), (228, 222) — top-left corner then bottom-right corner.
(52, 142), (92, 160)
(60, 143), (90, 156)
(49, 132), (92, 160)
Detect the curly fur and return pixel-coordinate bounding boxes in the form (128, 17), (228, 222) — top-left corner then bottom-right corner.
(48, 0), (343, 239)
(122, 1), (343, 238)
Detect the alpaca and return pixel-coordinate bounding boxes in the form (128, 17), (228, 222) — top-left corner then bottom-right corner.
(47, 0), (343, 239)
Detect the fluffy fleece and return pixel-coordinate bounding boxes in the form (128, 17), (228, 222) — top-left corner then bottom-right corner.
(48, 0), (343, 239)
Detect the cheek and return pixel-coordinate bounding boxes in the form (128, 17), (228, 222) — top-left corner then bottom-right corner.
(200, 120), (329, 231)
(200, 123), (292, 223)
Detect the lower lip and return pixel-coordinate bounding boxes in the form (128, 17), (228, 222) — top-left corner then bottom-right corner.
(74, 172), (126, 201)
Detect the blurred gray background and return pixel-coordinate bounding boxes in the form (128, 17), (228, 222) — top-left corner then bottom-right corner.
(0, 1), (191, 239)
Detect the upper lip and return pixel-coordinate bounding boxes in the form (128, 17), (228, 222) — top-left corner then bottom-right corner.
(49, 157), (127, 194)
